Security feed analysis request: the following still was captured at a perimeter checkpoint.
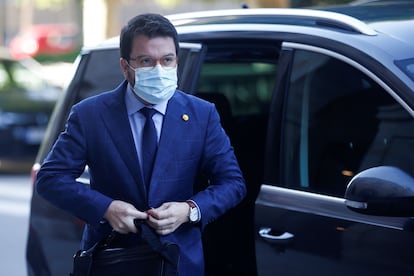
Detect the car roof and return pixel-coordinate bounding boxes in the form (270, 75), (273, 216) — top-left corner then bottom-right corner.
(167, 8), (377, 35)
(318, 0), (414, 47)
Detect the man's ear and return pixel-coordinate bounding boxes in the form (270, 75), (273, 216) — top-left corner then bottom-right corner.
(120, 58), (128, 78)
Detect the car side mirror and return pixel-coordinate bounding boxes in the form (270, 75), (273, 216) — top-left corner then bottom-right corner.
(345, 166), (414, 217)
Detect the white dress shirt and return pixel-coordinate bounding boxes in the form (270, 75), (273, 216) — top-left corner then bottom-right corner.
(124, 85), (168, 169)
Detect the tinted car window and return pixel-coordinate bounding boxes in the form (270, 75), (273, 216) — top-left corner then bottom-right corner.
(281, 49), (414, 197)
(177, 43), (204, 92)
(77, 49), (123, 102)
(197, 62), (274, 116)
(194, 44), (277, 190)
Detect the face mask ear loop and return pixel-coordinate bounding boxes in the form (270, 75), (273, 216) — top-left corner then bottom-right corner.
(126, 60), (136, 72)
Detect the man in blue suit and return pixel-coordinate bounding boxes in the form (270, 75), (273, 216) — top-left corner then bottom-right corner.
(36, 13), (246, 276)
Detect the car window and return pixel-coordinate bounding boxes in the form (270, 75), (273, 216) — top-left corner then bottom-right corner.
(193, 44), (277, 165)
(76, 48), (124, 102)
(281, 49), (414, 197)
(197, 62), (274, 116)
(177, 43), (205, 92)
(193, 40), (279, 121)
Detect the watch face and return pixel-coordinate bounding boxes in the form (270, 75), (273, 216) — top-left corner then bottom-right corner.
(190, 207), (198, 222)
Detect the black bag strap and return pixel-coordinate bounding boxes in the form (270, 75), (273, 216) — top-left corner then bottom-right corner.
(134, 219), (180, 273)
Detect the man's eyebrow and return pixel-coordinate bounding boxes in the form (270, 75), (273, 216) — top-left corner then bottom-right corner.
(132, 53), (176, 59)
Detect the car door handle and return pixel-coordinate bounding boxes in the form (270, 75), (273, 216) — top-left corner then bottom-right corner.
(258, 227), (294, 245)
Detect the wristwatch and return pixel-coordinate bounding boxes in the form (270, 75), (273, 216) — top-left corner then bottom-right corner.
(186, 200), (200, 223)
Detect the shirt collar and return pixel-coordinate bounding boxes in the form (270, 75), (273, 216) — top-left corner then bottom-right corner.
(125, 83), (168, 116)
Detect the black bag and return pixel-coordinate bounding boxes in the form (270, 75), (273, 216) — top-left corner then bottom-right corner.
(70, 219), (180, 276)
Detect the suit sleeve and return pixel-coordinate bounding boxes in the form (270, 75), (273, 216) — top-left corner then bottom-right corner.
(35, 104), (113, 227)
(191, 103), (247, 229)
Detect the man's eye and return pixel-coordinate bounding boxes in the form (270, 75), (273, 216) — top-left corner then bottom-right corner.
(140, 58), (153, 66)
(162, 57), (175, 66)
(164, 57), (173, 63)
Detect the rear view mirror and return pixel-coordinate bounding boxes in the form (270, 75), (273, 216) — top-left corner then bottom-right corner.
(345, 166), (414, 217)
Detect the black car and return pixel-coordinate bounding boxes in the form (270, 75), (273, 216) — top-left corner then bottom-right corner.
(27, 1), (414, 275)
(0, 48), (62, 173)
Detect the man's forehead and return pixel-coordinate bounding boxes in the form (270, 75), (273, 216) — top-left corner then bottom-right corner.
(131, 36), (175, 53)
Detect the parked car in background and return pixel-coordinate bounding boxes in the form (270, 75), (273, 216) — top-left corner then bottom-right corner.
(0, 48), (62, 173)
(9, 23), (81, 63)
(26, 1), (414, 275)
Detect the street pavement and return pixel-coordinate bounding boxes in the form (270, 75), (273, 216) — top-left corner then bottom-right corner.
(0, 174), (31, 276)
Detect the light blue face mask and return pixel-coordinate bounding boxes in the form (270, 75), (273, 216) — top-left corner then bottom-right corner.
(132, 64), (177, 104)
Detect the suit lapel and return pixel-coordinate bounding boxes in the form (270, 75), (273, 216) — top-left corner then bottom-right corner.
(99, 81), (146, 199)
(150, 93), (185, 189)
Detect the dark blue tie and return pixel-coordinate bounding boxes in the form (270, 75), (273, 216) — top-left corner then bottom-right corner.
(140, 107), (158, 190)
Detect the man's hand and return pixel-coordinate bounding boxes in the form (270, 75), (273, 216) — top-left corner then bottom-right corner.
(103, 200), (148, 234)
(146, 202), (189, 235)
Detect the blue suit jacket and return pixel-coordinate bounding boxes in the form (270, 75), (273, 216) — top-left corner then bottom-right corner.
(36, 80), (246, 276)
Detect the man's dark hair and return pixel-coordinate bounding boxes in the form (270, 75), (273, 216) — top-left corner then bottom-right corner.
(120, 13), (179, 60)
